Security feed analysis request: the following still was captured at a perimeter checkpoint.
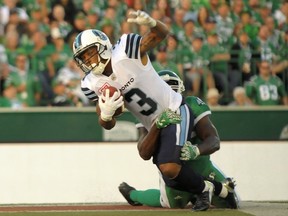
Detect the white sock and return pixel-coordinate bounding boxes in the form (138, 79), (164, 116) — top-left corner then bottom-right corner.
(219, 185), (228, 198)
(202, 181), (214, 192)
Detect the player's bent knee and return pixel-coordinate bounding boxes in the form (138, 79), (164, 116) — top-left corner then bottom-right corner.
(159, 163), (181, 178)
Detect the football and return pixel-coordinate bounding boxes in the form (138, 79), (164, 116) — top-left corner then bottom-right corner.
(102, 86), (120, 98)
(96, 86), (124, 118)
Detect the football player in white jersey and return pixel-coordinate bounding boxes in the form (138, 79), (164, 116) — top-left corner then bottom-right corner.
(73, 10), (224, 211)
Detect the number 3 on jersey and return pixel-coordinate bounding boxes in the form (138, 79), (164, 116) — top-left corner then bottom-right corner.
(125, 88), (157, 116)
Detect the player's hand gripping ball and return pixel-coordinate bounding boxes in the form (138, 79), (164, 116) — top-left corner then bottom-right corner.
(96, 86), (125, 119)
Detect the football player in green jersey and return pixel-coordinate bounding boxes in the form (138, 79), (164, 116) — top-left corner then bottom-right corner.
(245, 60), (288, 105)
(119, 70), (239, 209)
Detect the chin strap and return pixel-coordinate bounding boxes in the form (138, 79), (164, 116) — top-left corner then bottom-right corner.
(91, 56), (110, 75)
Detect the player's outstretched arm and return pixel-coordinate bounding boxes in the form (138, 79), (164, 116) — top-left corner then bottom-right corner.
(127, 10), (169, 58)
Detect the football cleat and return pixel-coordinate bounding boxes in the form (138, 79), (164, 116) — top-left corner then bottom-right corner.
(222, 178), (239, 209)
(118, 182), (143, 206)
(192, 181), (214, 211)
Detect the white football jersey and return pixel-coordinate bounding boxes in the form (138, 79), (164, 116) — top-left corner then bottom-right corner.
(81, 33), (182, 130)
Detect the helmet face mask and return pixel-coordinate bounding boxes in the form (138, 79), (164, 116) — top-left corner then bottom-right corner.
(158, 70), (185, 94)
(73, 29), (112, 75)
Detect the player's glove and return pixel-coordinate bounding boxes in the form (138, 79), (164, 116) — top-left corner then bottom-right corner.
(98, 89), (124, 122)
(127, 10), (157, 28)
(155, 109), (181, 129)
(180, 141), (200, 161)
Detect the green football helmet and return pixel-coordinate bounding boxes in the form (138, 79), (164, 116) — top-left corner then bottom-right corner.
(158, 70), (185, 94)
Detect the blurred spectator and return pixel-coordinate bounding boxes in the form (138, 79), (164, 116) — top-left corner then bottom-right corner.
(106, 0), (127, 23)
(203, 15), (217, 37)
(4, 53), (42, 106)
(230, 0), (245, 24)
(50, 27), (72, 73)
(271, 30), (288, 86)
(5, 7), (27, 37)
(26, 1), (50, 23)
(51, 0), (77, 25)
(86, 8), (101, 29)
(51, 81), (74, 106)
(50, 4), (72, 39)
(245, 60), (288, 105)
(238, 11), (259, 43)
(170, 8), (185, 37)
(253, 25), (274, 63)
(65, 11), (87, 44)
(206, 87), (221, 107)
(166, 34), (182, 78)
(52, 59), (88, 106)
(128, 0), (146, 11)
(206, 33), (231, 101)
(3, 30), (21, 65)
(102, 6), (121, 36)
(215, 4), (235, 48)
(152, 45), (180, 76)
(28, 5), (50, 36)
(120, 20), (132, 34)
(0, 63), (10, 96)
(27, 31), (55, 105)
(178, 19), (204, 49)
(0, 0), (29, 36)
(197, 7), (210, 29)
(155, 0), (171, 20)
(180, 0), (198, 23)
(230, 32), (260, 83)
(246, 0), (262, 19)
(99, 18), (117, 44)
(80, 0), (99, 15)
(273, 1), (288, 29)
(265, 16), (283, 51)
(150, 8), (164, 21)
(228, 86), (253, 106)
(179, 37), (215, 97)
(255, 5), (272, 25)
(207, 0), (221, 18)
(0, 85), (27, 108)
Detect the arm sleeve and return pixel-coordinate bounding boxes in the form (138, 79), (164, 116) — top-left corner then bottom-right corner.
(124, 33), (142, 59)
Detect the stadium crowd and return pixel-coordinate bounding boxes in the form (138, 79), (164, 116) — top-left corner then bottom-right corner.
(0, 0), (287, 108)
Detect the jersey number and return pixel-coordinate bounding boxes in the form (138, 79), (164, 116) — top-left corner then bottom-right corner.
(125, 88), (157, 116)
(259, 85), (278, 100)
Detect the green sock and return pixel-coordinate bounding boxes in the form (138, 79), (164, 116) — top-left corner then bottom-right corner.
(130, 189), (162, 207)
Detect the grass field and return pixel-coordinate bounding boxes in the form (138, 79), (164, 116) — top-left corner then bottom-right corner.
(1, 201), (288, 216)
(0, 210), (253, 216)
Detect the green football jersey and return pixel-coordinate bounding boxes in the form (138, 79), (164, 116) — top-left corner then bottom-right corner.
(185, 96), (214, 166)
(245, 75), (287, 105)
(163, 96), (228, 208)
(185, 96), (211, 137)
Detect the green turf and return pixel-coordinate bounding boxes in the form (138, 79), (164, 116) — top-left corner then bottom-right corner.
(0, 210), (254, 216)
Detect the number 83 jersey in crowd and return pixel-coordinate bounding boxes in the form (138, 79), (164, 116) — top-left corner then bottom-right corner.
(81, 33), (183, 130)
